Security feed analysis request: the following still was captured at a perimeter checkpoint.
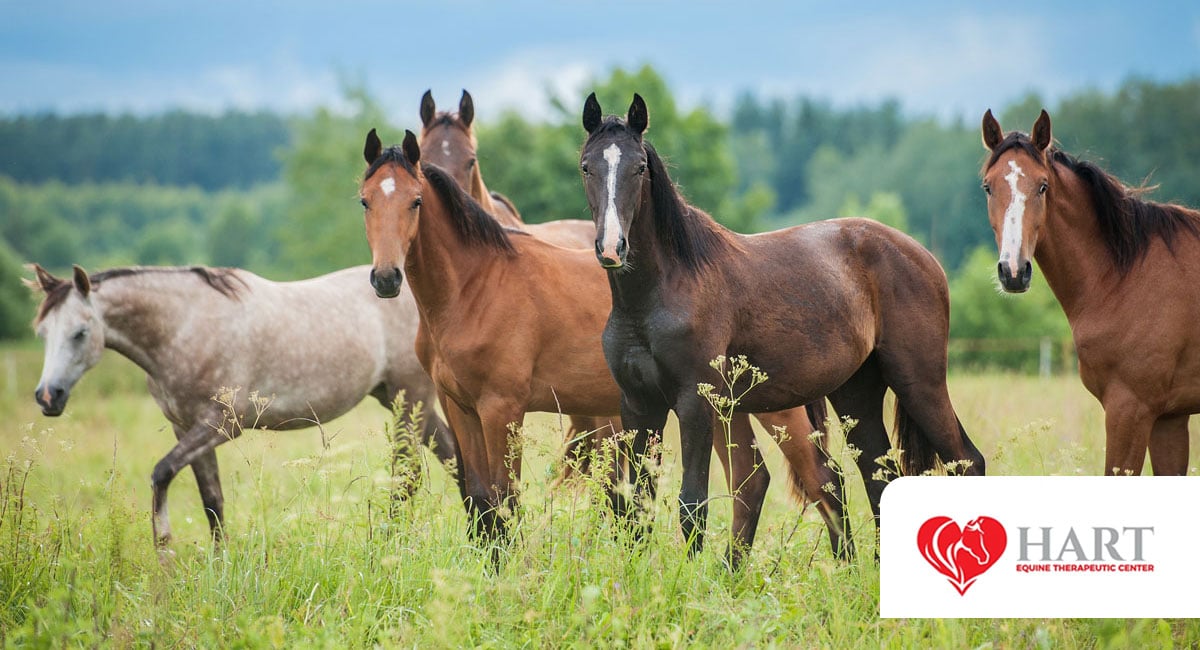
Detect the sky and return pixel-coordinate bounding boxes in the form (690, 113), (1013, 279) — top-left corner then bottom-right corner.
(2, 1), (1198, 125)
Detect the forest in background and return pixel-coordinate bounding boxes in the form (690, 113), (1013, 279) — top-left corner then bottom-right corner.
(2, 67), (1198, 369)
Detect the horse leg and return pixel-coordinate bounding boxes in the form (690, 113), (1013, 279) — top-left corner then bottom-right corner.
(1149, 415), (1190, 476)
(755, 408), (855, 560)
(827, 356), (890, 530)
(615, 395), (669, 537)
(152, 419), (235, 548)
(439, 395), (494, 539)
(477, 397), (528, 546)
(715, 411), (769, 569)
(875, 345), (986, 476)
(1101, 389), (1155, 475)
(674, 392), (716, 559)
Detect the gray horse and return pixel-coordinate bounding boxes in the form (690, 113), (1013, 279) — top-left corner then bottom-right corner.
(27, 263), (453, 548)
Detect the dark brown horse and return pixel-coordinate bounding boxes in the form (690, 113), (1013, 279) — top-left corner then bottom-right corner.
(580, 93), (985, 557)
(360, 129), (852, 564)
(981, 109), (1200, 475)
(419, 89), (596, 249)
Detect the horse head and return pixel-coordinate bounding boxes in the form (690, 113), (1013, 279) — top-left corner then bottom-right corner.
(361, 128), (423, 298)
(956, 517), (993, 565)
(418, 90), (480, 192)
(981, 108), (1054, 293)
(25, 264), (104, 416)
(580, 92), (649, 269)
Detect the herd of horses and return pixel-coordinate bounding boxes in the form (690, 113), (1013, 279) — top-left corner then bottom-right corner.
(24, 90), (1200, 569)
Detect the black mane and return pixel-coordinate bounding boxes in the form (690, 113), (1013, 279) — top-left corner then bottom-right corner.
(421, 163), (517, 253)
(986, 132), (1200, 274)
(643, 142), (732, 271)
(36, 266), (245, 323)
(364, 145), (418, 183)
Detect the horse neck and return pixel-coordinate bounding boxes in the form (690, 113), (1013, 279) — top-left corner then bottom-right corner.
(404, 180), (488, 322)
(91, 275), (191, 377)
(1034, 163), (1118, 319)
(606, 189), (670, 311)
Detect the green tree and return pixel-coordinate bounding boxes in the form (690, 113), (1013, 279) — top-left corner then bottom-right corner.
(0, 238), (34, 340)
(276, 86), (391, 279)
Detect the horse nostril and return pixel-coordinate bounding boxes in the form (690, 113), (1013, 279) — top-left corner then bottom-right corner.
(616, 237), (627, 258)
(51, 386), (65, 401)
(595, 241), (603, 257)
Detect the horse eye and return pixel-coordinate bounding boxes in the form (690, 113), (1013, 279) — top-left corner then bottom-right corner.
(580, 163), (590, 176)
(1038, 182), (1048, 195)
(635, 163), (647, 175)
(982, 184), (991, 196)
(360, 197), (368, 208)
(72, 328), (87, 342)
(412, 197), (423, 209)
(467, 158), (477, 170)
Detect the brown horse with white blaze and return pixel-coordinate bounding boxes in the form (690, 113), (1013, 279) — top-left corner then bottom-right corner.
(981, 109), (1200, 475)
(361, 129), (853, 564)
(581, 93), (985, 558)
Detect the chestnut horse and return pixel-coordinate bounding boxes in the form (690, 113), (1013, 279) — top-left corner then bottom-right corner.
(26, 264), (452, 548)
(361, 129), (851, 564)
(418, 89), (596, 249)
(580, 94), (985, 557)
(981, 109), (1200, 475)
(419, 89), (612, 466)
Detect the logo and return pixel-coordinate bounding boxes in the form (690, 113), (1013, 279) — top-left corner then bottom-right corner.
(916, 516), (1007, 595)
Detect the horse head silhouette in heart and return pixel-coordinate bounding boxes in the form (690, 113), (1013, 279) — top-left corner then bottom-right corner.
(917, 516), (1007, 595)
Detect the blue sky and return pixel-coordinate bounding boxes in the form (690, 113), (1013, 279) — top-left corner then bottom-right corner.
(2, 1), (1197, 124)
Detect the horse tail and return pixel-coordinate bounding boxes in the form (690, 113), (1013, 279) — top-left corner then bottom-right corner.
(805, 398), (829, 435)
(894, 401), (939, 477)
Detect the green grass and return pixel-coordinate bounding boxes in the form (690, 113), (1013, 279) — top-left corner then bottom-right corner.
(1, 343), (1199, 648)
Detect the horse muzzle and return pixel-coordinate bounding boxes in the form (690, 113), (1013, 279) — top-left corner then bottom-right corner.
(997, 259), (1032, 293)
(34, 382), (68, 416)
(370, 266), (404, 299)
(595, 237), (628, 269)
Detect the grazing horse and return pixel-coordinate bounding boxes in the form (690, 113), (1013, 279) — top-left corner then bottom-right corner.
(981, 109), (1200, 475)
(419, 89), (612, 465)
(361, 129), (852, 564)
(418, 89), (596, 249)
(580, 93), (985, 557)
(26, 264), (452, 547)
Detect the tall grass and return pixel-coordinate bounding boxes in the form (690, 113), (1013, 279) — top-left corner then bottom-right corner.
(1, 344), (1198, 647)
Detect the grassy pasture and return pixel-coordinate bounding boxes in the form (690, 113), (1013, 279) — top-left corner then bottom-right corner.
(1, 342), (1197, 648)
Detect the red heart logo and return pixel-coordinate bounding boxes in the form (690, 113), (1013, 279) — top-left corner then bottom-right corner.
(916, 516), (1007, 595)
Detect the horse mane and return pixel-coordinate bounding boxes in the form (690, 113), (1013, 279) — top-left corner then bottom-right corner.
(364, 145), (418, 183)
(421, 163), (516, 253)
(643, 142), (735, 270)
(986, 132), (1200, 274)
(35, 266), (246, 324)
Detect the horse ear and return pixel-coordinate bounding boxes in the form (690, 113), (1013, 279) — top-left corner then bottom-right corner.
(30, 263), (59, 292)
(459, 90), (474, 128)
(981, 109), (1004, 151)
(420, 90), (436, 128)
(627, 93), (648, 136)
(1031, 109), (1052, 153)
(402, 129), (421, 166)
(582, 92), (602, 133)
(72, 265), (91, 298)
(364, 128), (383, 165)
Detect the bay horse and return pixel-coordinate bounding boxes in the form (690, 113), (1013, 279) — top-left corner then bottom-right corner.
(361, 129), (852, 564)
(580, 93), (985, 557)
(26, 264), (453, 548)
(418, 89), (596, 249)
(419, 89), (612, 465)
(981, 109), (1200, 475)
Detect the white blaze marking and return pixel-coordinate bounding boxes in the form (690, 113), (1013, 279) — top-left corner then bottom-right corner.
(1000, 160), (1026, 270)
(441, 140), (451, 156)
(601, 144), (622, 254)
(380, 177), (395, 197)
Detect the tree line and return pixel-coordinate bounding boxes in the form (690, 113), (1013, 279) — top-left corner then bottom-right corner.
(2, 69), (1198, 371)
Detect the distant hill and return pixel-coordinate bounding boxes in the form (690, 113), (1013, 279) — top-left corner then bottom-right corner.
(0, 110), (291, 190)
